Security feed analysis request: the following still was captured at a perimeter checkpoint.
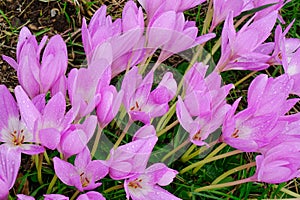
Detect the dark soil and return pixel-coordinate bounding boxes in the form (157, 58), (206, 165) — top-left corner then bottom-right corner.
(0, 0), (128, 91)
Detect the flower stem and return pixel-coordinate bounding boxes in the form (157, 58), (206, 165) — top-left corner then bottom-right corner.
(157, 120), (179, 137)
(277, 186), (300, 198)
(192, 142), (228, 173)
(91, 125), (103, 158)
(37, 153), (43, 185)
(70, 190), (80, 200)
(103, 184), (124, 193)
(234, 71), (257, 87)
(44, 151), (51, 166)
(184, 139), (220, 162)
(113, 120), (132, 149)
(161, 139), (190, 162)
(212, 162), (256, 185)
(180, 149), (242, 174)
(156, 102), (176, 132)
(201, 0), (213, 34)
(180, 144), (197, 162)
(46, 174), (57, 194)
(192, 177), (253, 193)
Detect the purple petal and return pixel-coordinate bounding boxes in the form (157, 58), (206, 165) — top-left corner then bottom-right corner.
(39, 128), (61, 150)
(17, 194), (35, 200)
(44, 194), (69, 200)
(0, 85), (19, 130)
(77, 191), (105, 200)
(15, 86), (41, 131)
(53, 157), (79, 187)
(0, 145), (21, 189)
(145, 163), (178, 186)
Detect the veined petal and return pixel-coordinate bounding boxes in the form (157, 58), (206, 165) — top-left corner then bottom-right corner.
(53, 157), (80, 187)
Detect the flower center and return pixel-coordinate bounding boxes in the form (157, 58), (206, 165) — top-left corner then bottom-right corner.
(192, 130), (202, 141)
(231, 129), (239, 138)
(80, 172), (90, 187)
(10, 129), (25, 146)
(128, 178), (143, 189)
(130, 101), (142, 111)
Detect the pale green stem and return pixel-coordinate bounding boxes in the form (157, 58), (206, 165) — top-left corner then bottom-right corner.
(180, 149), (242, 174)
(180, 144), (197, 163)
(37, 153), (43, 185)
(161, 139), (190, 162)
(192, 143), (227, 173)
(44, 151), (51, 166)
(91, 125), (103, 158)
(185, 139), (219, 162)
(201, 0), (214, 34)
(156, 103), (176, 132)
(212, 162), (256, 185)
(70, 190), (80, 200)
(234, 71), (257, 87)
(46, 174), (57, 194)
(157, 120), (178, 137)
(192, 177), (253, 193)
(278, 186), (300, 198)
(103, 184), (124, 193)
(138, 53), (154, 75)
(113, 120), (132, 149)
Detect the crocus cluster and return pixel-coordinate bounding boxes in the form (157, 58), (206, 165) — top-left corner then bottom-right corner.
(0, 0), (299, 199)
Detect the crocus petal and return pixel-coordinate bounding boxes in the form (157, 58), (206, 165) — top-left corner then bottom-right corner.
(15, 86), (40, 131)
(0, 145), (21, 189)
(61, 129), (88, 159)
(145, 163), (178, 186)
(44, 194), (69, 200)
(77, 192), (106, 200)
(53, 157), (80, 187)
(2, 55), (19, 70)
(39, 128), (61, 150)
(17, 194), (35, 200)
(147, 11), (176, 49)
(43, 92), (66, 127)
(0, 85), (19, 130)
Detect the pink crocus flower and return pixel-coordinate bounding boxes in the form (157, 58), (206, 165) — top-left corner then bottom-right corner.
(121, 67), (177, 124)
(253, 137), (300, 184)
(0, 145), (21, 199)
(210, 0), (250, 32)
(222, 74), (297, 152)
(124, 163), (180, 200)
(15, 86), (74, 151)
(82, 1), (144, 77)
(154, 13), (215, 64)
(176, 63), (233, 146)
(53, 148), (108, 192)
(96, 86), (124, 128)
(58, 115), (97, 159)
(2, 27), (68, 99)
(108, 125), (158, 180)
(68, 43), (112, 120)
(216, 11), (277, 72)
(0, 85), (44, 155)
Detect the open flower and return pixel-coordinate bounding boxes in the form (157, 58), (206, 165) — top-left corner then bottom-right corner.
(53, 148), (108, 192)
(216, 11), (277, 72)
(108, 125), (158, 180)
(121, 67), (177, 124)
(222, 74), (296, 152)
(124, 163), (180, 200)
(176, 63), (233, 146)
(253, 137), (300, 184)
(0, 85), (44, 155)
